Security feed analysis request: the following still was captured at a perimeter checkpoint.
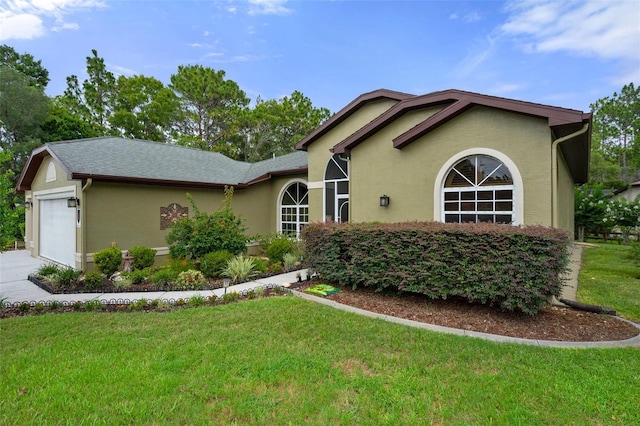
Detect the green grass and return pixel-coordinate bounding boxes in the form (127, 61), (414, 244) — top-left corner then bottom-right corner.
(1, 297), (638, 425)
(578, 243), (640, 322)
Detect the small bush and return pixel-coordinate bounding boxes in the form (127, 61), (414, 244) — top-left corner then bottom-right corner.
(200, 250), (234, 278)
(170, 257), (197, 274)
(188, 295), (206, 307)
(174, 269), (207, 290)
(36, 263), (61, 277)
(129, 246), (157, 270)
(84, 300), (103, 312)
(93, 247), (123, 276)
(151, 268), (177, 286)
(83, 271), (104, 289)
(129, 298), (149, 311)
(266, 238), (295, 264)
(221, 291), (240, 303)
(282, 253), (299, 271)
(222, 256), (258, 283)
(123, 268), (151, 285)
(54, 267), (82, 288)
(252, 257), (268, 274)
(113, 276), (132, 289)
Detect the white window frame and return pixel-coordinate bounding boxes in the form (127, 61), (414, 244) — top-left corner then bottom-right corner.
(434, 148), (524, 225)
(277, 179), (309, 237)
(323, 155), (349, 223)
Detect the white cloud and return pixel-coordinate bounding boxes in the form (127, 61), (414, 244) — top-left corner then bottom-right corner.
(108, 63), (135, 76)
(489, 83), (527, 95)
(248, 0), (292, 16)
(502, 1), (640, 61)
(0, 0), (105, 41)
(463, 12), (482, 23)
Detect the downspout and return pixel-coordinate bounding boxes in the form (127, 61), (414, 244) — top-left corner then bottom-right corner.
(551, 123), (589, 228)
(81, 178), (92, 271)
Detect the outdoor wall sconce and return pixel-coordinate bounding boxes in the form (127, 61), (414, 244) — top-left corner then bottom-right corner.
(379, 195), (390, 207)
(23, 201), (33, 208)
(67, 197), (80, 208)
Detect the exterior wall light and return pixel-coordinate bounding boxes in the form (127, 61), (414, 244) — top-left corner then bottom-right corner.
(379, 195), (390, 207)
(67, 197), (80, 208)
(23, 201), (33, 208)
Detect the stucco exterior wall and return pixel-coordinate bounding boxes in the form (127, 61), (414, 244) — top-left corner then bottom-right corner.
(557, 150), (575, 237)
(306, 99), (400, 222)
(345, 106), (554, 226)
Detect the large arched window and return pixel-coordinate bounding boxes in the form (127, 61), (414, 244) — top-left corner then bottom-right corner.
(443, 155), (515, 224)
(280, 181), (308, 236)
(324, 154), (349, 222)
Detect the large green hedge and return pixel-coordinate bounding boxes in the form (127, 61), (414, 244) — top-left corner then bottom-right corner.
(301, 222), (571, 314)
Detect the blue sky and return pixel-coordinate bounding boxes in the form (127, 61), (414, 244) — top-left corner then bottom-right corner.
(1, 0), (639, 114)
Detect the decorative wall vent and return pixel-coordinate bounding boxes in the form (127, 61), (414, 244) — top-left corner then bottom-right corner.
(160, 203), (188, 230)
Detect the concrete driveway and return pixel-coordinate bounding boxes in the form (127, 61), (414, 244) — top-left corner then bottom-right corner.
(0, 250), (51, 302)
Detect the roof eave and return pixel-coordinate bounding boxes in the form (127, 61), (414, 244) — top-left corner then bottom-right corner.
(294, 89), (413, 151)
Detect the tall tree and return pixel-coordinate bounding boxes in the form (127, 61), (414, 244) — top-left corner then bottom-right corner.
(41, 97), (102, 142)
(590, 83), (640, 183)
(169, 65), (249, 151)
(239, 91), (330, 161)
(0, 44), (49, 88)
(0, 66), (49, 176)
(110, 75), (180, 142)
(62, 49), (116, 134)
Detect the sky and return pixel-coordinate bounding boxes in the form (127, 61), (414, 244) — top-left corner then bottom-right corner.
(1, 0), (639, 114)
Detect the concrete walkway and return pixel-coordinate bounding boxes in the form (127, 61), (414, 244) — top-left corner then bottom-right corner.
(2, 249), (639, 348)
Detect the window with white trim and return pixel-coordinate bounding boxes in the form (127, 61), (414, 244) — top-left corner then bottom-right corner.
(280, 182), (308, 236)
(324, 154), (349, 222)
(443, 155), (514, 224)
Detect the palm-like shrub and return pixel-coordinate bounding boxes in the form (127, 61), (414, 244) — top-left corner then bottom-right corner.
(222, 256), (258, 283)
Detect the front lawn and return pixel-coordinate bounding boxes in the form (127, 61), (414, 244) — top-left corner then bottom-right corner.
(1, 297), (638, 425)
(578, 243), (640, 322)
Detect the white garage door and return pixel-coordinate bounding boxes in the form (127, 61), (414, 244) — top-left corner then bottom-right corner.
(40, 198), (76, 266)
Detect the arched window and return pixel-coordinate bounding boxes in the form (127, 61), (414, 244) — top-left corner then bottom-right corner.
(280, 182), (308, 236)
(443, 155), (514, 224)
(324, 154), (349, 222)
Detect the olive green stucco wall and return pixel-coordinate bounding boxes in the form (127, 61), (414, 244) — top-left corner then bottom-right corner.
(557, 151), (576, 237)
(306, 98), (400, 222)
(307, 105), (562, 229)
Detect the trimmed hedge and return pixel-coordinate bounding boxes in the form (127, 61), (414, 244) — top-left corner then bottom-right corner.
(301, 222), (571, 314)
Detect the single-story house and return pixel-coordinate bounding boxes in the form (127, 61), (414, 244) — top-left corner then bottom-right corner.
(17, 88), (591, 269)
(612, 181), (640, 202)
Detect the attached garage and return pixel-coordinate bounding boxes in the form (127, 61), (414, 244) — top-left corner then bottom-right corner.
(38, 194), (77, 267)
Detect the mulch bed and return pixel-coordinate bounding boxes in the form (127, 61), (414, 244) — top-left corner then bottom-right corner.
(293, 283), (640, 342)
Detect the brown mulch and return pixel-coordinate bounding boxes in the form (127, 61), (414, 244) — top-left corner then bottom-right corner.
(294, 283), (639, 342)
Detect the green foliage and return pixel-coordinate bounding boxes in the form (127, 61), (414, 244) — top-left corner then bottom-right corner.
(83, 271), (104, 289)
(606, 197), (640, 241)
(129, 298), (149, 311)
(0, 45), (50, 88)
(252, 257), (268, 274)
(166, 189), (247, 259)
(574, 184), (612, 240)
(128, 246), (157, 270)
(174, 269), (207, 290)
(36, 263), (61, 278)
(266, 237), (296, 264)
(84, 300), (104, 312)
(200, 250), (234, 278)
(169, 257), (197, 273)
(222, 255), (258, 283)
(113, 276), (132, 289)
(221, 291), (241, 303)
(282, 252), (299, 271)
(93, 246), (122, 276)
(54, 267), (82, 288)
(302, 222), (571, 314)
(151, 268), (177, 286)
(122, 268), (151, 285)
(188, 295), (206, 307)
(0, 153), (25, 249)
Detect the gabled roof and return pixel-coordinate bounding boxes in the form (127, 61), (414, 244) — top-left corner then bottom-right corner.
(332, 89), (592, 154)
(294, 89), (413, 151)
(297, 88), (592, 183)
(16, 137), (307, 192)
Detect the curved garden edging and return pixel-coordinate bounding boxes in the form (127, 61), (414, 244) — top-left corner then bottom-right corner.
(291, 290), (640, 349)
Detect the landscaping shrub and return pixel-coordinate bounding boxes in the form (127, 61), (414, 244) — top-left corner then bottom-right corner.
(36, 263), (62, 278)
(252, 257), (268, 274)
(282, 252), (299, 271)
(93, 246), (123, 276)
(166, 189), (247, 259)
(222, 255), (258, 283)
(151, 268), (177, 286)
(54, 267), (83, 288)
(129, 246), (157, 270)
(173, 269), (207, 290)
(170, 257), (197, 273)
(122, 268), (151, 285)
(302, 222), (571, 314)
(200, 250), (234, 278)
(83, 271), (104, 289)
(266, 238), (295, 264)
